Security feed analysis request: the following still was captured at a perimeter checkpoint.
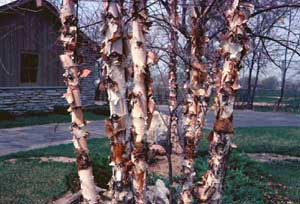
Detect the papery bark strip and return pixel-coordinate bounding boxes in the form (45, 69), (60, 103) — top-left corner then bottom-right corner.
(100, 1), (132, 202)
(129, 0), (155, 203)
(193, 0), (253, 203)
(59, 0), (98, 203)
(181, 3), (211, 203)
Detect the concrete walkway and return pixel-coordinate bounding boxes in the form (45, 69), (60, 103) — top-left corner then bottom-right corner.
(0, 120), (105, 156)
(157, 105), (300, 128)
(0, 108), (299, 156)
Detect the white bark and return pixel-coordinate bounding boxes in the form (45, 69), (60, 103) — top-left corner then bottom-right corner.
(100, 1), (132, 203)
(59, 0), (98, 203)
(193, 1), (253, 203)
(181, 6), (210, 203)
(129, 0), (155, 203)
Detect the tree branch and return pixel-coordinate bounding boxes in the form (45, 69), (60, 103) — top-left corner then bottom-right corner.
(251, 4), (300, 17)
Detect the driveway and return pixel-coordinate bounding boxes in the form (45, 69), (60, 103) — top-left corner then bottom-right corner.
(0, 106), (299, 156)
(157, 105), (300, 128)
(0, 120), (105, 156)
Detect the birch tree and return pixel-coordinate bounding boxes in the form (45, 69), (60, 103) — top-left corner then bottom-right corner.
(168, 0), (182, 156)
(59, 0), (98, 203)
(180, 0), (212, 202)
(100, 1), (133, 202)
(129, 0), (156, 203)
(193, 1), (253, 203)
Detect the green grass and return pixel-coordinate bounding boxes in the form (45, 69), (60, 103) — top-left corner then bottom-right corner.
(195, 148), (270, 203)
(0, 112), (107, 129)
(236, 89), (300, 113)
(222, 153), (268, 204)
(252, 95), (300, 104)
(234, 127), (300, 156)
(0, 159), (74, 204)
(253, 106), (300, 114)
(258, 160), (300, 202)
(0, 127), (300, 203)
(200, 127), (300, 156)
(0, 138), (110, 204)
(222, 154), (300, 204)
(150, 151), (270, 204)
(198, 127), (300, 203)
(0, 138), (110, 162)
(237, 89), (300, 100)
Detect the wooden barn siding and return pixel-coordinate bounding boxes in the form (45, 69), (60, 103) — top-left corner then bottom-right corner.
(0, 9), (63, 87)
(0, 15), (15, 86)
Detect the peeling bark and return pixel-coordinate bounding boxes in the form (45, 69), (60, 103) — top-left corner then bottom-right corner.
(193, 1), (253, 203)
(59, 0), (98, 203)
(180, 4), (211, 203)
(129, 0), (155, 203)
(168, 0), (182, 155)
(167, 1), (180, 202)
(100, 1), (133, 203)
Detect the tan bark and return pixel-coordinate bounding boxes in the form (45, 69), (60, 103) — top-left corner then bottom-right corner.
(180, 4), (210, 203)
(129, 0), (155, 203)
(193, 1), (253, 203)
(100, 1), (133, 203)
(59, 0), (98, 203)
(168, 0), (182, 155)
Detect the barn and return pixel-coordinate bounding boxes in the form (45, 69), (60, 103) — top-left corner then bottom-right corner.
(0, 0), (99, 114)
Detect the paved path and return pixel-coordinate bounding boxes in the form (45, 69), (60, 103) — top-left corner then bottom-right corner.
(0, 107), (299, 156)
(0, 120), (105, 156)
(157, 105), (300, 128)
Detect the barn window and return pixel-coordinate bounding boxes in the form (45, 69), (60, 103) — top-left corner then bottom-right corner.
(20, 53), (39, 84)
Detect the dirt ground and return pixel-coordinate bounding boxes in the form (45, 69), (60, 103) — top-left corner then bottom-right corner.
(149, 154), (183, 177)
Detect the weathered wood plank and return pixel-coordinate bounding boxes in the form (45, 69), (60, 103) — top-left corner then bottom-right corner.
(0, 1), (88, 87)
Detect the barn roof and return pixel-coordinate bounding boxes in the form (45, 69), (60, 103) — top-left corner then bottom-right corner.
(0, 0), (59, 17)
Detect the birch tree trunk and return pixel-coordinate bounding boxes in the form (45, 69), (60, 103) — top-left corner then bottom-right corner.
(59, 0), (98, 203)
(129, 0), (155, 203)
(180, 4), (211, 203)
(100, 1), (132, 203)
(193, 1), (253, 203)
(168, 0), (182, 155)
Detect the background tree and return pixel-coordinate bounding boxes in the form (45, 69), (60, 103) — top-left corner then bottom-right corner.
(260, 76), (279, 90)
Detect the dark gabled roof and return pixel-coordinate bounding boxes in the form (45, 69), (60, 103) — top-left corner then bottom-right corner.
(0, 0), (59, 17)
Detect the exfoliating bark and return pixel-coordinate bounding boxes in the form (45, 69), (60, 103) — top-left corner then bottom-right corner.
(193, 1), (253, 203)
(168, 0), (182, 155)
(180, 2), (212, 203)
(100, 1), (133, 202)
(59, 0), (98, 203)
(129, 0), (156, 203)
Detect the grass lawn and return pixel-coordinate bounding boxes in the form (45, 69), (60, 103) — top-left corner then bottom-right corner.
(200, 127), (300, 156)
(236, 89), (300, 113)
(0, 160), (74, 204)
(253, 105), (300, 114)
(0, 138), (111, 204)
(234, 127), (300, 156)
(260, 160), (300, 202)
(237, 89), (300, 104)
(0, 112), (107, 129)
(0, 127), (299, 204)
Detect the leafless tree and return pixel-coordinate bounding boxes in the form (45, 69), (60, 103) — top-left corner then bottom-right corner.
(59, 0), (98, 203)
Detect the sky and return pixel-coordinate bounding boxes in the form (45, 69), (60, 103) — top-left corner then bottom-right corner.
(0, 0), (12, 5)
